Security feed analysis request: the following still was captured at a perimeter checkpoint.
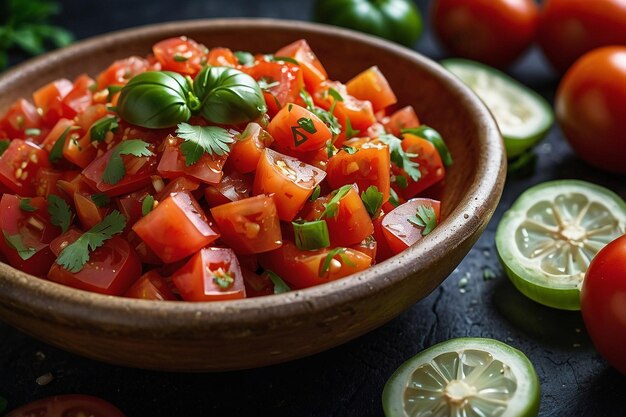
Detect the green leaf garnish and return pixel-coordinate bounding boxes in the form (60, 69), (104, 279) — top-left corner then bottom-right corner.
(394, 175), (408, 189)
(297, 117), (317, 134)
(102, 139), (153, 185)
(327, 88), (344, 103)
(25, 128), (41, 136)
(388, 189), (400, 208)
(310, 185), (321, 201)
(142, 195), (155, 216)
(0, 140), (10, 156)
(176, 122), (235, 166)
(47, 194), (72, 233)
(266, 55), (299, 65)
(378, 133), (421, 182)
(299, 89), (341, 136)
(19, 198), (37, 212)
(267, 270), (291, 294)
(3, 230), (36, 260)
(107, 85), (123, 101)
(257, 77), (280, 91)
(341, 145), (358, 155)
(325, 139), (336, 158)
(48, 126), (72, 164)
(402, 125), (453, 167)
(56, 210), (126, 273)
(318, 185), (353, 220)
(408, 205), (437, 236)
(89, 115), (118, 142)
(360, 186), (383, 217)
(293, 219), (330, 250)
(91, 193), (110, 208)
(344, 118), (360, 140)
(213, 268), (234, 289)
(320, 247), (356, 276)
(234, 51), (255, 66)
(173, 53), (188, 62)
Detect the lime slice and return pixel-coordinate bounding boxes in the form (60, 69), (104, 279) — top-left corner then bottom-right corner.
(496, 180), (626, 310)
(441, 58), (553, 158)
(382, 338), (540, 417)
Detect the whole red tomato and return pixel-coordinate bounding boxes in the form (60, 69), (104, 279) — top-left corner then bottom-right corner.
(555, 46), (626, 174)
(430, 0), (538, 68)
(581, 234), (626, 375)
(537, 0), (626, 73)
(6, 395), (126, 417)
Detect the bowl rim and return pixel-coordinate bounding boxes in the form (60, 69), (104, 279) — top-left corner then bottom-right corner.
(0, 18), (505, 332)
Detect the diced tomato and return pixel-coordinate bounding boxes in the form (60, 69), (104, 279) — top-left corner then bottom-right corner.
(157, 135), (228, 185)
(206, 47), (238, 67)
(393, 133), (446, 200)
(96, 56), (151, 89)
(253, 148), (326, 221)
(0, 140), (50, 196)
(372, 215), (395, 263)
(172, 247), (246, 301)
(74, 192), (109, 230)
(153, 36), (208, 76)
(275, 39), (328, 90)
(0, 99), (42, 140)
(259, 241), (371, 289)
(313, 81), (376, 134)
(82, 142), (158, 197)
(124, 270), (177, 300)
(0, 194), (61, 277)
(132, 191), (219, 263)
(267, 103), (332, 152)
(62, 129), (97, 169)
(154, 176), (200, 201)
(351, 235), (377, 261)
(34, 168), (63, 197)
(210, 194), (282, 254)
(346, 66), (397, 112)
(203, 171), (252, 207)
(59, 74), (95, 120)
(41, 118), (75, 154)
(242, 268), (274, 297)
(382, 198), (441, 255)
(382, 106), (420, 137)
(33, 79), (73, 127)
(325, 141), (391, 203)
(116, 190), (149, 228)
(48, 230), (141, 295)
(228, 122), (273, 173)
(243, 60), (305, 116)
(74, 104), (109, 131)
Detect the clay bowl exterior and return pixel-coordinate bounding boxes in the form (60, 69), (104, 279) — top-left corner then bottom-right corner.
(0, 19), (505, 371)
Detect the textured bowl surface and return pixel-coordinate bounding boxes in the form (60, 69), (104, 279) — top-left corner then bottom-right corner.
(0, 19), (505, 371)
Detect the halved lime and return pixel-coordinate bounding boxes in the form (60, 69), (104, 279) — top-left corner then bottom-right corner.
(441, 59), (553, 158)
(496, 180), (626, 310)
(383, 338), (540, 417)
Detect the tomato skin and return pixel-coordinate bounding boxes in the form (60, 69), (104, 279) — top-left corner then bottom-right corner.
(96, 56), (151, 89)
(253, 148), (326, 221)
(210, 195), (282, 254)
(172, 247), (246, 301)
(431, 0), (538, 68)
(48, 230), (141, 296)
(124, 270), (178, 301)
(581, 234), (626, 375)
(5, 394), (127, 417)
(555, 47), (626, 174)
(33, 79), (74, 127)
(259, 241), (371, 289)
(267, 103), (331, 152)
(313, 81), (376, 134)
(538, 0), (626, 73)
(382, 105), (420, 137)
(228, 122), (273, 173)
(157, 135), (227, 185)
(0, 98), (42, 140)
(382, 198), (441, 254)
(275, 39), (328, 91)
(0, 139), (51, 196)
(132, 191), (219, 263)
(346, 66), (397, 112)
(206, 47), (238, 67)
(59, 74), (95, 120)
(152, 36), (208, 76)
(243, 60), (305, 116)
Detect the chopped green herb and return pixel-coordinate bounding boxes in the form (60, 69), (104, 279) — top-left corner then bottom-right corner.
(344, 117), (360, 140)
(49, 126), (72, 163)
(325, 139), (337, 158)
(327, 88), (344, 103)
(389, 189), (400, 208)
(176, 122), (235, 166)
(402, 125), (453, 167)
(320, 247), (356, 276)
(378, 133), (421, 182)
(234, 51), (255, 66)
(341, 145), (358, 154)
(257, 77), (280, 90)
(360, 185), (383, 217)
(102, 139), (153, 185)
(19, 198), (37, 212)
(3, 230), (36, 260)
(213, 268), (234, 289)
(0, 140), (9, 156)
(142, 195), (155, 216)
(293, 219), (330, 250)
(173, 53), (188, 62)
(299, 89), (341, 136)
(298, 117), (317, 134)
(56, 210), (126, 273)
(47, 194), (72, 233)
(106, 85), (123, 101)
(267, 270), (291, 294)
(267, 55), (299, 65)
(310, 185), (321, 201)
(91, 193), (110, 208)
(318, 185), (353, 220)
(89, 115), (119, 142)
(408, 204), (437, 236)
(24, 128), (41, 136)
(394, 175), (408, 189)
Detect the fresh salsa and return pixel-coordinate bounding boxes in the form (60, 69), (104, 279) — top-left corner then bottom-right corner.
(0, 37), (451, 301)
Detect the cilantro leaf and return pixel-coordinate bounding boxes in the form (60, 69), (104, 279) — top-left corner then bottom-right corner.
(56, 210), (126, 273)
(408, 205), (437, 236)
(298, 117), (317, 134)
(0, 140), (10, 156)
(394, 175), (408, 189)
(234, 51), (255, 66)
(344, 118), (360, 140)
(341, 145), (358, 155)
(388, 189), (401, 208)
(49, 126), (72, 164)
(47, 194), (72, 233)
(318, 185), (353, 220)
(320, 247), (356, 276)
(19, 198), (37, 212)
(102, 139), (153, 185)
(360, 186), (383, 217)
(266, 270), (291, 294)
(3, 230), (36, 260)
(325, 139), (336, 158)
(142, 195), (155, 216)
(299, 89), (341, 136)
(378, 133), (421, 182)
(91, 193), (110, 208)
(176, 123), (235, 166)
(327, 88), (343, 103)
(89, 115), (118, 142)
(309, 185), (321, 201)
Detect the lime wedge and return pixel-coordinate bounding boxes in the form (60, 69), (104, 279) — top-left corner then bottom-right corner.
(383, 338), (540, 417)
(496, 180), (626, 310)
(441, 58), (553, 158)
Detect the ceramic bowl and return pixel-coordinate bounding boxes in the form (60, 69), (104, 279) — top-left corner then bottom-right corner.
(0, 19), (505, 371)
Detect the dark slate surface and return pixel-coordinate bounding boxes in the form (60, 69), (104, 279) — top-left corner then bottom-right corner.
(1, 0), (625, 416)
